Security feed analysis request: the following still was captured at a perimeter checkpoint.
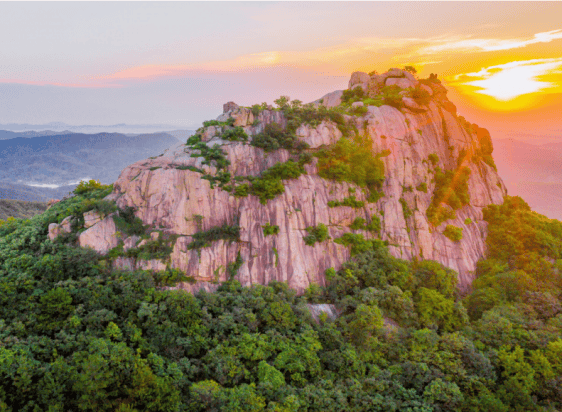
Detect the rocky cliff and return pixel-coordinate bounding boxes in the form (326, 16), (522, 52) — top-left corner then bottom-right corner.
(71, 68), (506, 293)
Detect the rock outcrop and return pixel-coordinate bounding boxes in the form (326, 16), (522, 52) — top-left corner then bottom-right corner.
(76, 69), (506, 294)
(48, 216), (73, 241)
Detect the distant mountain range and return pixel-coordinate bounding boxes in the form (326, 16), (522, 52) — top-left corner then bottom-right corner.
(0, 129), (193, 201)
(0, 122), (195, 135)
(0, 181), (76, 202)
(493, 138), (562, 220)
(0, 130), (78, 140)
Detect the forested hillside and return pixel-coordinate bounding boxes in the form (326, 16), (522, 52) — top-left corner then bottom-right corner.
(0, 181), (560, 411)
(0, 199), (47, 220)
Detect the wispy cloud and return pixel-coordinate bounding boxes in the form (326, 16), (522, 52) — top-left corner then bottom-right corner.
(451, 58), (562, 100)
(2, 29), (561, 89)
(419, 29), (562, 54)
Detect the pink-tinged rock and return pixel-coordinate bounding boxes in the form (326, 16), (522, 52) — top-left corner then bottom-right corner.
(296, 121), (342, 148)
(48, 216), (73, 241)
(402, 97), (426, 113)
(79, 215), (119, 254)
(420, 84), (433, 96)
(386, 68), (404, 78)
(314, 90), (343, 108)
(223, 101), (238, 113)
(385, 77), (416, 89)
(348, 71), (370, 89)
(202, 126), (221, 141)
(351, 101), (364, 108)
(123, 236), (140, 251)
(84, 210), (103, 229)
(230, 107), (254, 127)
(401, 71), (418, 85)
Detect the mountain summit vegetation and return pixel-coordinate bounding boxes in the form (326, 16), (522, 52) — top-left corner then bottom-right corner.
(0, 69), (561, 411)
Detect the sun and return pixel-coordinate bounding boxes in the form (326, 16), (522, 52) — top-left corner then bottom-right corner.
(449, 58), (562, 109)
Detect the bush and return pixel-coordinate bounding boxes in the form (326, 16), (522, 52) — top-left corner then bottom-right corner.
(381, 85), (405, 109)
(303, 223), (329, 246)
(251, 122), (302, 152)
(341, 86), (366, 105)
(73, 180), (113, 197)
(246, 160), (309, 204)
(410, 87), (431, 105)
(262, 223), (280, 236)
(350, 217), (367, 230)
(221, 126), (248, 142)
(128, 235), (176, 261)
(428, 153), (439, 166)
(112, 206), (146, 236)
(366, 215), (381, 233)
(186, 133), (202, 146)
(417, 182), (428, 193)
(334, 233), (377, 256)
(443, 225), (463, 242)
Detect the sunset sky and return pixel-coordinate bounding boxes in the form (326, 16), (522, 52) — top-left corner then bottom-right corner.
(1, 2), (561, 142)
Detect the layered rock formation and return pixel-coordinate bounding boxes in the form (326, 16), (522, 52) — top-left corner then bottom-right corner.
(77, 69), (506, 293)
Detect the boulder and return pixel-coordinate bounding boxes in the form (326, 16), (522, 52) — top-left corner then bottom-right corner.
(124, 236), (140, 251)
(230, 107), (255, 127)
(348, 71), (370, 90)
(223, 101), (238, 113)
(48, 216), (73, 241)
(84, 210), (103, 229)
(386, 68), (405, 78)
(385, 77), (416, 89)
(202, 126), (220, 141)
(315, 90), (343, 108)
(351, 101), (364, 108)
(307, 304), (340, 322)
(78, 215), (119, 254)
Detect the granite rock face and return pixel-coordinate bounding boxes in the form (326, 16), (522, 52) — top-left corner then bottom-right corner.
(76, 69), (506, 293)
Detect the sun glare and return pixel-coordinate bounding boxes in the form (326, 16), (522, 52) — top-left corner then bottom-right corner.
(457, 58), (562, 101)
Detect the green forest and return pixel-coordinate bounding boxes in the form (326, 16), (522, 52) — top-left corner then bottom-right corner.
(1, 183), (561, 411)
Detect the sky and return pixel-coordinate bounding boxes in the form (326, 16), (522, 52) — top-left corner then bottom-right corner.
(1, 2), (561, 141)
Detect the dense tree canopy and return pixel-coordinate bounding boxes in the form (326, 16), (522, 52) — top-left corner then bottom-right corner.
(0, 187), (560, 410)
